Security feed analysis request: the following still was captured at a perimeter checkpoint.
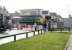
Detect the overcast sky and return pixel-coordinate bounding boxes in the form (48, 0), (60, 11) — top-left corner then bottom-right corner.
(0, 0), (72, 18)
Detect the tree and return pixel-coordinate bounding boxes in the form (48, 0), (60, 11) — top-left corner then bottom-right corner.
(35, 17), (44, 25)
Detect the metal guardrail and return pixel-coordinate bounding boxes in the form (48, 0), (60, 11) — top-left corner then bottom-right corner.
(0, 29), (45, 42)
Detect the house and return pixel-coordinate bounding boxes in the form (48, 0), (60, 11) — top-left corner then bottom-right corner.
(50, 12), (64, 29)
(63, 18), (72, 28)
(63, 14), (72, 29)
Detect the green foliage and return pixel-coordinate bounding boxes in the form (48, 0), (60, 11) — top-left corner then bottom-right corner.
(35, 17), (44, 24)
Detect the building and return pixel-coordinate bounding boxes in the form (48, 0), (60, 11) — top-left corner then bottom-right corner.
(9, 9), (65, 30)
(19, 9), (49, 17)
(10, 9), (50, 25)
(9, 9), (50, 30)
(63, 18), (72, 28)
(9, 12), (20, 17)
(0, 6), (10, 32)
(50, 13), (64, 29)
(63, 14), (72, 29)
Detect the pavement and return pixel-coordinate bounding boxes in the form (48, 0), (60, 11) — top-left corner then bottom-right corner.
(64, 32), (72, 50)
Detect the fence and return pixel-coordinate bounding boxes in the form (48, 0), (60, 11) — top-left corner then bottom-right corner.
(0, 29), (45, 45)
(48, 27), (72, 32)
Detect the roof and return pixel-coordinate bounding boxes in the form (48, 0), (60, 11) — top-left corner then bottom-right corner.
(9, 13), (20, 16)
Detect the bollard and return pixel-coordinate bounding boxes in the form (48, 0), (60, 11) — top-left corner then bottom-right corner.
(14, 35), (16, 42)
(41, 29), (42, 34)
(44, 29), (46, 33)
(38, 30), (39, 35)
(68, 27), (70, 32)
(26, 33), (28, 38)
(33, 31), (35, 36)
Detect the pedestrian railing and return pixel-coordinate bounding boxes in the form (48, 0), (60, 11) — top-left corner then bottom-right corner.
(0, 29), (45, 45)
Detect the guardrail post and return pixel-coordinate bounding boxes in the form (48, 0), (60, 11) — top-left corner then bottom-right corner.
(14, 35), (16, 42)
(26, 33), (28, 38)
(38, 30), (39, 35)
(41, 29), (42, 34)
(43, 29), (45, 33)
(33, 31), (35, 36)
